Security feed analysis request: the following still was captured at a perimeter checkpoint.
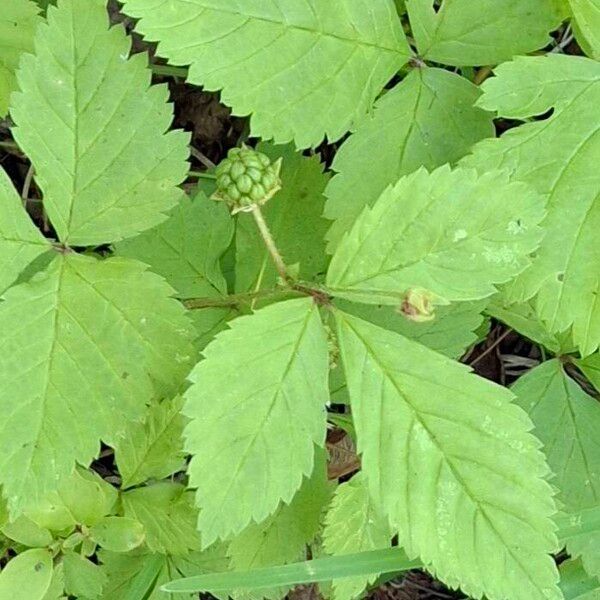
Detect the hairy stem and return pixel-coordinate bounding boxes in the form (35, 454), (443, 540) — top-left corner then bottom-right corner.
(251, 205), (290, 284)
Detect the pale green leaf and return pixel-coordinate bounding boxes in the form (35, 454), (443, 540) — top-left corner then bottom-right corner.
(463, 55), (600, 355)
(10, 0), (189, 246)
(115, 396), (186, 489)
(115, 190), (233, 299)
(235, 144), (329, 293)
(324, 67), (494, 250)
(0, 548), (53, 600)
(122, 483), (201, 555)
(327, 166), (545, 306)
(90, 517), (145, 553)
(406, 0), (563, 66)
(335, 310), (560, 600)
(513, 360), (600, 513)
(0, 167), (50, 293)
(1, 515), (53, 547)
(121, 0), (412, 148)
(323, 473), (392, 600)
(577, 353), (600, 393)
(560, 559), (600, 600)
(40, 562), (64, 600)
(63, 551), (106, 600)
(190, 306), (238, 352)
(0, 0), (41, 116)
(183, 297), (329, 545)
(558, 506), (600, 579)
(568, 0), (600, 59)
(0, 254), (195, 513)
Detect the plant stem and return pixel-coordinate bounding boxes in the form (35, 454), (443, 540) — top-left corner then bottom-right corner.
(184, 288), (298, 310)
(189, 170), (216, 180)
(251, 205), (290, 284)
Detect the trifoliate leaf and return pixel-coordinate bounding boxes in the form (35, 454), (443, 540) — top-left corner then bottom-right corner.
(0, 254), (195, 513)
(324, 67), (494, 250)
(327, 166), (545, 306)
(63, 551), (106, 600)
(0, 548), (53, 600)
(335, 310), (560, 600)
(115, 396), (186, 489)
(0, 167), (50, 293)
(0, 0), (41, 116)
(122, 483), (201, 555)
(322, 473), (392, 600)
(235, 144), (329, 293)
(10, 0), (189, 246)
(464, 55), (600, 355)
(559, 506), (600, 580)
(577, 353), (600, 393)
(406, 0), (563, 66)
(513, 360), (600, 513)
(115, 190), (233, 300)
(559, 559), (600, 600)
(568, 0), (600, 59)
(90, 517), (145, 553)
(184, 297), (329, 545)
(121, 0), (412, 148)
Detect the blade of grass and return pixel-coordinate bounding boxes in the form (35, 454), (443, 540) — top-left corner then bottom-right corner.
(162, 547), (421, 594)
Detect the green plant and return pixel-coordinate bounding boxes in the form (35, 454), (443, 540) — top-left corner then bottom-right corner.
(0, 0), (599, 599)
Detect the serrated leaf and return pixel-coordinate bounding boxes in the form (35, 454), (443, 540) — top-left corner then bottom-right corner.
(335, 310), (560, 600)
(560, 559), (600, 600)
(0, 254), (194, 513)
(184, 297), (329, 545)
(63, 551), (106, 600)
(115, 396), (186, 489)
(577, 353), (600, 393)
(324, 67), (494, 250)
(513, 360), (600, 513)
(10, 0), (189, 246)
(121, 0), (411, 148)
(327, 165), (545, 306)
(568, 0), (600, 60)
(0, 548), (53, 600)
(558, 506), (600, 580)
(90, 517), (145, 553)
(463, 55), (600, 355)
(122, 483), (201, 555)
(235, 144), (329, 293)
(0, 0), (41, 116)
(406, 0), (563, 66)
(323, 473), (392, 600)
(0, 167), (50, 293)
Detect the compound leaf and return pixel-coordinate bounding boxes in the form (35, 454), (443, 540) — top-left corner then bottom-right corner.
(324, 67), (494, 250)
(464, 55), (600, 355)
(327, 165), (545, 306)
(184, 298), (329, 546)
(407, 0), (563, 66)
(568, 0), (600, 60)
(10, 0), (189, 246)
(0, 0), (41, 116)
(335, 310), (560, 600)
(322, 473), (392, 600)
(121, 0), (412, 148)
(235, 144), (329, 294)
(122, 483), (202, 555)
(0, 166), (50, 293)
(115, 396), (187, 489)
(0, 254), (195, 513)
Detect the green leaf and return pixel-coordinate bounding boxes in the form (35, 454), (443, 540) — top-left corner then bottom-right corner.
(324, 67), (494, 250)
(406, 0), (563, 66)
(334, 310), (560, 600)
(235, 144), (329, 293)
(63, 551), (106, 600)
(122, 483), (201, 555)
(0, 0), (41, 116)
(326, 165), (545, 306)
(114, 189), (233, 300)
(41, 562), (64, 600)
(560, 559), (600, 600)
(463, 55), (600, 356)
(162, 547), (419, 595)
(90, 516), (145, 553)
(577, 353), (600, 393)
(121, 0), (412, 148)
(568, 0), (600, 59)
(558, 506), (600, 580)
(0, 548), (53, 600)
(1, 515), (53, 547)
(323, 473), (392, 600)
(0, 167), (50, 293)
(0, 254), (194, 513)
(10, 0), (189, 246)
(512, 360), (600, 513)
(184, 297), (329, 545)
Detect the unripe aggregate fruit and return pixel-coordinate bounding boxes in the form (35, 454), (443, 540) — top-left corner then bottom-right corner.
(212, 145), (282, 213)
